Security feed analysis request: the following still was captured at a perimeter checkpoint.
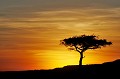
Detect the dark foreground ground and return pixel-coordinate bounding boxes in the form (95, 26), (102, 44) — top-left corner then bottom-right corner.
(0, 59), (120, 79)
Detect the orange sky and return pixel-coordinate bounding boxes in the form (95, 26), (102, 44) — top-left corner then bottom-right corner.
(0, 0), (120, 71)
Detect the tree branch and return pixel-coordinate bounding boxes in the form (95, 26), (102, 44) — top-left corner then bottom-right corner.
(74, 45), (81, 53)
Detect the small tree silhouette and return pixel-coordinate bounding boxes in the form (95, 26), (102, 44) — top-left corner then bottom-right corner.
(60, 35), (112, 66)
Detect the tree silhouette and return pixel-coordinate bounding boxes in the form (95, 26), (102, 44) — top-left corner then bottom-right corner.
(60, 35), (112, 66)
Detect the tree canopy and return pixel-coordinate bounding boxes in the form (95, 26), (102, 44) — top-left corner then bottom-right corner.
(61, 35), (112, 51)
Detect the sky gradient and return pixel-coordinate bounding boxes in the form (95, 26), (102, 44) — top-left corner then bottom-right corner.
(0, 0), (120, 71)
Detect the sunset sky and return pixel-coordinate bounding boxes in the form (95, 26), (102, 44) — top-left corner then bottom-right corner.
(0, 0), (120, 71)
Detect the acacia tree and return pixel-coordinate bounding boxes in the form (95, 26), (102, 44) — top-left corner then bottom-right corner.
(60, 35), (112, 66)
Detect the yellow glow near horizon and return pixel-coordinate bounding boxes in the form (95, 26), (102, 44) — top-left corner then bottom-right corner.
(29, 44), (116, 70)
(31, 50), (79, 69)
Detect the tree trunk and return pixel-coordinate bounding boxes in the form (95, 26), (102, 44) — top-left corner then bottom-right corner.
(79, 52), (83, 66)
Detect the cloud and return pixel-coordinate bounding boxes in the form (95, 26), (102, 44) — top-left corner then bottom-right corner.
(1, 0), (120, 17)
(0, 7), (120, 35)
(1, 0), (120, 10)
(0, 4), (120, 52)
(1, 8), (120, 24)
(0, 25), (75, 51)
